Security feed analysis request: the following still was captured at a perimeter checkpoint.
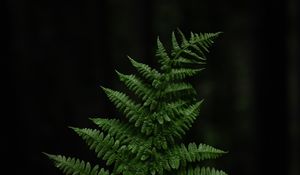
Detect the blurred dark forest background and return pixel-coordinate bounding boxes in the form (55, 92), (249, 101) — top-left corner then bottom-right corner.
(3, 0), (299, 174)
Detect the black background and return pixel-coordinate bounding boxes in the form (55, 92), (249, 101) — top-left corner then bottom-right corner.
(4, 0), (299, 175)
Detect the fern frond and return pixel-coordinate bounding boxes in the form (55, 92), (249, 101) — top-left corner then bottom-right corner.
(190, 32), (222, 53)
(90, 118), (153, 160)
(46, 30), (227, 175)
(171, 32), (180, 56)
(101, 87), (149, 126)
(182, 49), (205, 61)
(71, 127), (121, 165)
(90, 118), (136, 141)
(45, 154), (110, 175)
(172, 30), (221, 63)
(163, 100), (188, 121)
(127, 136), (152, 158)
(156, 37), (171, 71)
(166, 100), (188, 109)
(177, 28), (189, 47)
(166, 68), (205, 81)
(90, 118), (128, 135)
(171, 57), (206, 66)
(163, 82), (197, 97)
(70, 131), (160, 170)
(167, 143), (226, 169)
(164, 101), (203, 139)
(116, 71), (154, 102)
(128, 56), (161, 82)
(177, 167), (227, 175)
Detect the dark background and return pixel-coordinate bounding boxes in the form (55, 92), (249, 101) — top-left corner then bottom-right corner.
(4, 0), (299, 175)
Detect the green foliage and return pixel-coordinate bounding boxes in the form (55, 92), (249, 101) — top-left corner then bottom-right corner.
(44, 153), (110, 175)
(45, 30), (227, 175)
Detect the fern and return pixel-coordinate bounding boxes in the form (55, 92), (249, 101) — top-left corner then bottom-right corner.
(44, 153), (110, 175)
(45, 30), (227, 175)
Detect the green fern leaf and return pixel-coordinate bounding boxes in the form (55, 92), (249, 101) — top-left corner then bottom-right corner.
(164, 100), (203, 139)
(44, 154), (110, 175)
(182, 49), (205, 60)
(173, 30), (221, 61)
(128, 56), (161, 81)
(166, 143), (226, 170)
(177, 28), (189, 47)
(177, 166), (227, 175)
(46, 30), (227, 175)
(116, 71), (154, 102)
(156, 37), (171, 71)
(171, 32), (181, 56)
(70, 127), (119, 164)
(163, 82), (196, 96)
(192, 32), (222, 53)
(166, 68), (204, 81)
(171, 57), (205, 66)
(101, 87), (149, 126)
(90, 118), (137, 142)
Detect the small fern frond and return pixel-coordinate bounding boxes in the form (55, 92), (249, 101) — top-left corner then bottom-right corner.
(44, 154), (110, 175)
(171, 32), (181, 56)
(167, 143), (226, 169)
(182, 48), (205, 61)
(128, 56), (161, 81)
(189, 32), (222, 53)
(171, 30), (221, 63)
(90, 118), (153, 147)
(116, 71), (154, 101)
(163, 82), (196, 97)
(163, 100), (188, 120)
(71, 127), (120, 165)
(180, 100), (203, 120)
(177, 28), (189, 47)
(90, 118), (136, 142)
(177, 167), (227, 175)
(167, 100), (188, 109)
(164, 101), (203, 139)
(171, 57), (206, 66)
(90, 118), (152, 157)
(156, 37), (171, 71)
(101, 87), (148, 125)
(166, 68), (205, 81)
(127, 136), (152, 157)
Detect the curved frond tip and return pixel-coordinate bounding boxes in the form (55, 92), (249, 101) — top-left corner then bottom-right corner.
(44, 153), (111, 175)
